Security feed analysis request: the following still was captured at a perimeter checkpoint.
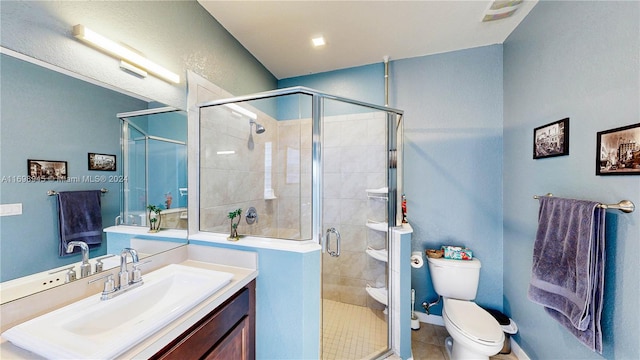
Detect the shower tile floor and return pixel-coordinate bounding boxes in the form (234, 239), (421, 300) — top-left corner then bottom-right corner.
(322, 299), (388, 360)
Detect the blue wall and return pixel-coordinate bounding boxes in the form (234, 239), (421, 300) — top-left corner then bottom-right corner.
(392, 46), (504, 313)
(279, 63), (385, 106)
(280, 45), (505, 315)
(0, 54), (148, 281)
(277, 63), (386, 120)
(503, 1), (640, 359)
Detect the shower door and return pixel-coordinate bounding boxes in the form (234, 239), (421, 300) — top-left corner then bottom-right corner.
(320, 98), (392, 360)
(122, 123), (147, 225)
(119, 107), (188, 228)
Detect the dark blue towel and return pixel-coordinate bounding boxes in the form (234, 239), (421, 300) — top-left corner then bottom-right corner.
(528, 196), (606, 353)
(57, 190), (103, 257)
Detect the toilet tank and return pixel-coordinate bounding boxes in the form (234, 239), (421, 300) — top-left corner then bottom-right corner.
(426, 257), (481, 300)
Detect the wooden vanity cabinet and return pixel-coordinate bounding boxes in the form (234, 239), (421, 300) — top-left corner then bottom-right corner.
(151, 280), (256, 360)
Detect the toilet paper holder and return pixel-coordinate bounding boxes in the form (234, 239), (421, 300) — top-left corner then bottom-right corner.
(410, 251), (424, 268)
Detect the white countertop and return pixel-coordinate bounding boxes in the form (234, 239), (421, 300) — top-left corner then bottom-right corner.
(189, 231), (321, 253)
(104, 225), (188, 239)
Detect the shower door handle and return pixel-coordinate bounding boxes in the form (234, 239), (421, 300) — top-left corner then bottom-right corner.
(325, 228), (341, 257)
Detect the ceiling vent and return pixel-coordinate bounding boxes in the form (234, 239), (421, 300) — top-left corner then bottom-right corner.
(482, 0), (523, 22)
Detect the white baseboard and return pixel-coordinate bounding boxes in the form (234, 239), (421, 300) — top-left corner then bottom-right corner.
(414, 312), (444, 326)
(509, 338), (530, 360)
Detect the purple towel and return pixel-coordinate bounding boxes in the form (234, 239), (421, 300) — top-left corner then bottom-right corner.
(57, 190), (103, 257)
(528, 196), (606, 353)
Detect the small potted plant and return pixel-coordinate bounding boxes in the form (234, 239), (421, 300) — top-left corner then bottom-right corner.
(227, 208), (242, 241)
(147, 204), (163, 233)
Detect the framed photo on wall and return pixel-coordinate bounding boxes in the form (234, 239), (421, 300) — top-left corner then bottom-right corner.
(533, 118), (569, 159)
(88, 153), (116, 171)
(596, 122), (640, 175)
(27, 159), (67, 181)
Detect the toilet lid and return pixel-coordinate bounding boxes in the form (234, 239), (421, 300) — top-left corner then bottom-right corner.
(443, 298), (504, 344)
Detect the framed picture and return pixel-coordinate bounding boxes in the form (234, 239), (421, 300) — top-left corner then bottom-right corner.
(27, 159), (68, 181)
(88, 153), (116, 171)
(533, 118), (569, 159)
(596, 122), (640, 175)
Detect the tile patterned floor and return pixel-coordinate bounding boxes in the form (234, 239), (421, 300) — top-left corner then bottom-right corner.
(322, 299), (388, 360)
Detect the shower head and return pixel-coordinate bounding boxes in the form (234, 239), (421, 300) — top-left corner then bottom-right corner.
(250, 119), (266, 134)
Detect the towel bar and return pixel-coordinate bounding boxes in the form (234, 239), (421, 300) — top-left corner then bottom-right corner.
(48, 188), (108, 196)
(533, 194), (635, 213)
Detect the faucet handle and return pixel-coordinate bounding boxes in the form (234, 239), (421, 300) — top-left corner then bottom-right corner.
(94, 254), (117, 273)
(65, 266), (77, 283)
(49, 266), (77, 283)
(131, 260), (152, 284)
(89, 273), (116, 299)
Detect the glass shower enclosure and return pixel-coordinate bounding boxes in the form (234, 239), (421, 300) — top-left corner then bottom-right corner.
(118, 107), (188, 229)
(196, 87), (403, 359)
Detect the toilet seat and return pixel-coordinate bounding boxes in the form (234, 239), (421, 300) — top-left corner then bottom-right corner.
(443, 298), (503, 345)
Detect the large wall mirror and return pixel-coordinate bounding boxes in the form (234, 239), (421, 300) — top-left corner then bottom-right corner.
(0, 49), (187, 303)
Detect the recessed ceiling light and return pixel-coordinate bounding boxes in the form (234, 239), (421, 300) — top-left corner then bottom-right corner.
(312, 36), (326, 47)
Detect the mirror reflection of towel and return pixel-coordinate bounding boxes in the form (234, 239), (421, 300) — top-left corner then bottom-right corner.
(57, 190), (103, 257)
(528, 196), (605, 353)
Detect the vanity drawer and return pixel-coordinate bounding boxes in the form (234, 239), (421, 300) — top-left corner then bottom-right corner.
(152, 280), (255, 360)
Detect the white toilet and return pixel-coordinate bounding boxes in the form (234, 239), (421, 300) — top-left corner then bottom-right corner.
(426, 256), (504, 360)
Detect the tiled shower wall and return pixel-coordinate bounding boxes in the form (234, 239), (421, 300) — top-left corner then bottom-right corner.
(199, 104), (312, 239)
(199, 105), (281, 236)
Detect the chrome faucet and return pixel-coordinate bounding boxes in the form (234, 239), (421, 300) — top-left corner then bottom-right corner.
(118, 247), (139, 290)
(66, 241), (91, 278)
(90, 248), (146, 301)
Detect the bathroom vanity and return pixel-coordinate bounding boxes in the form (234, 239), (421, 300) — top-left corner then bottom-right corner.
(0, 245), (258, 359)
(151, 279), (255, 359)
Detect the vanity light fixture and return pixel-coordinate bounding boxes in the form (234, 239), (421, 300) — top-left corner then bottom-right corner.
(72, 24), (180, 84)
(312, 36), (326, 47)
(119, 60), (147, 78)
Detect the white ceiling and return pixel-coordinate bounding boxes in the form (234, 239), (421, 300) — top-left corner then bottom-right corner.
(198, 0), (538, 80)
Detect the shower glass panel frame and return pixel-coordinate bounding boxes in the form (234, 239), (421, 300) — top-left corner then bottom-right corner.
(118, 107), (188, 228)
(195, 87), (403, 359)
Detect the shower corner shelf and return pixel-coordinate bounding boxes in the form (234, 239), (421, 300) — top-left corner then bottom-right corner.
(366, 220), (388, 232)
(366, 285), (388, 306)
(366, 187), (388, 201)
(264, 188), (277, 200)
(366, 247), (388, 263)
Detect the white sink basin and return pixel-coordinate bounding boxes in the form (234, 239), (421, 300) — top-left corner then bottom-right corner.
(2, 264), (233, 359)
